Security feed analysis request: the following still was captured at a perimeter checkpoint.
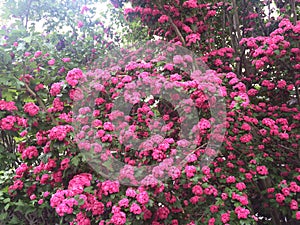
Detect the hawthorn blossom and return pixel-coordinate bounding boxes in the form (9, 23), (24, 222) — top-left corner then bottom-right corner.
(24, 102), (39, 116)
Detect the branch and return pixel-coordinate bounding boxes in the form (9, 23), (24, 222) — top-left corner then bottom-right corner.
(232, 0), (242, 41)
(169, 17), (186, 46)
(222, 7), (226, 48)
(24, 83), (58, 126)
(295, 84), (300, 106)
(291, 0), (298, 25)
(156, 0), (186, 46)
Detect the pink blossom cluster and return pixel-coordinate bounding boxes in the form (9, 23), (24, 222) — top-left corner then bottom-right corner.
(48, 125), (73, 141)
(66, 68), (85, 87)
(0, 100), (17, 111)
(0, 115), (27, 130)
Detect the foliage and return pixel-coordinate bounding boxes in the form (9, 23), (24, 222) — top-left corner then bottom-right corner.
(0, 0), (299, 225)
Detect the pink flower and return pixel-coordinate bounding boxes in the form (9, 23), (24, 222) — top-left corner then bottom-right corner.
(241, 123), (251, 131)
(226, 176), (236, 183)
(190, 196), (199, 204)
(118, 198), (129, 207)
(214, 59), (223, 66)
(289, 182), (300, 192)
(296, 211), (300, 220)
(221, 193), (228, 200)
(208, 218), (215, 225)
(278, 133), (289, 140)
(50, 82), (63, 96)
(35, 83), (44, 91)
(24, 102), (39, 116)
(66, 68), (84, 87)
(157, 207), (170, 219)
(40, 174), (49, 184)
(158, 15), (168, 23)
(236, 182), (246, 191)
(20, 130), (28, 137)
(192, 185), (203, 196)
(103, 122), (115, 131)
(282, 187), (290, 196)
(111, 211), (126, 225)
(92, 201), (105, 215)
(16, 163), (28, 176)
(0, 100), (17, 111)
(277, 80), (287, 89)
(136, 191), (149, 204)
(34, 51), (42, 58)
(130, 203), (142, 214)
(78, 21), (84, 28)
(101, 180), (120, 195)
(24, 52), (31, 57)
(168, 166), (181, 180)
(290, 199), (298, 210)
(262, 118), (275, 127)
(81, 5), (89, 14)
(62, 57), (71, 62)
(143, 209), (152, 220)
(186, 33), (200, 46)
(22, 146), (38, 159)
(247, 89), (258, 96)
(185, 165), (196, 178)
(60, 158), (70, 170)
(255, 60), (264, 69)
(48, 58), (55, 66)
(173, 55), (184, 64)
(48, 125), (73, 141)
(202, 166), (211, 175)
(276, 193), (285, 203)
(183, 0), (198, 8)
(239, 133), (252, 143)
(256, 165), (268, 175)
(30, 194), (36, 200)
(164, 63), (174, 71)
(210, 205), (219, 213)
(198, 118), (211, 130)
(221, 212), (230, 223)
(235, 206), (250, 219)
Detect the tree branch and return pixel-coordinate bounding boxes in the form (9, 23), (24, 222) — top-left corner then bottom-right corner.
(291, 0), (297, 25)
(156, 0), (186, 46)
(24, 83), (58, 126)
(232, 0), (242, 41)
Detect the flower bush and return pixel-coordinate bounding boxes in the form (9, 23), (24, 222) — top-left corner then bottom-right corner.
(0, 0), (299, 225)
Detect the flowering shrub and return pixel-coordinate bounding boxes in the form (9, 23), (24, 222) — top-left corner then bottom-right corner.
(0, 0), (299, 225)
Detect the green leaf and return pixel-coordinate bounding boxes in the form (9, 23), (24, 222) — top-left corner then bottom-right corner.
(3, 198), (10, 204)
(84, 186), (94, 194)
(0, 212), (8, 220)
(71, 154), (81, 166)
